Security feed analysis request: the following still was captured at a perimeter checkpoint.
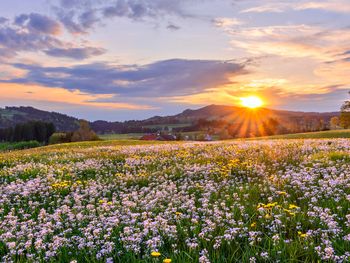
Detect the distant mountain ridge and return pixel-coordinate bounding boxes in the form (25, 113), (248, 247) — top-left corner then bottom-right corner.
(0, 106), (79, 131)
(0, 105), (340, 134)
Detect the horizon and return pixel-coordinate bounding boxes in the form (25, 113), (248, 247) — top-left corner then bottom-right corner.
(0, 103), (341, 122)
(0, 0), (349, 121)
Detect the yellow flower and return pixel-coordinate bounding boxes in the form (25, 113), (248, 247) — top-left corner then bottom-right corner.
(151, 251), (161, 257)
(284, 209), (296, 216)
(289, 204), (299, 209)
(107, 201), (113, 205)
(163, 259), (172, 263)
(99, 200), (105, 204)
(250, 222), (256, 228)
(265, 214), (271, 219)
(256, 203), (264, 209)
(263, 202), (278, 209)
(277, 191), (287, 195)
(175, 211), (182, 216)
(298, 231), (307, 238)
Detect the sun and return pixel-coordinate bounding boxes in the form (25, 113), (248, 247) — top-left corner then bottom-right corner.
(240, 96), (264, 109)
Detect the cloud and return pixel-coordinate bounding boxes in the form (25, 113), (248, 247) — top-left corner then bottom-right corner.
(212, 17), (243, 29)
(3, 59), (246, 98)
(14, 13), (61, 35)
(0, 15), (105, 60)
(0, 17), (8, 24)
(53, 0), (196, 34)
(0, 26), (61, 55)
(240, 0), (350, 14)
(167, 23), (181, 31)
(0, 82), (151, 110)
(44, 47), (106, 59)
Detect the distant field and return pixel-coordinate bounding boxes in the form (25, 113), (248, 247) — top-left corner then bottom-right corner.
(143, 123), (192, 129)
(99, 129), (350, 142)
(252, 129), (350, 140)
(99, 133), (144, 140)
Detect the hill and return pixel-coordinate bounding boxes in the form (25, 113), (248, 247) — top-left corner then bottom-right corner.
(0, 105), (340, 137)
(0, 106), (79, 131)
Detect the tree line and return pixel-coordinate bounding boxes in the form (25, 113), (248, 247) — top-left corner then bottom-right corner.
(0, 121), (55, 143)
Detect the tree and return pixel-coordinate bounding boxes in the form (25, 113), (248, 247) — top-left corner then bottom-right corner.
(330, 116), (339, 129)
(340, 92), (350, 129)
(71, 120), (99, 142)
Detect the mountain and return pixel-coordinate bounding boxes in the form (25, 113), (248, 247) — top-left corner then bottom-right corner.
(142, 104), (338, 125)
(0, 106), (79, 131)
(0, 105), (340, 136)
(91, 105), (340, 136)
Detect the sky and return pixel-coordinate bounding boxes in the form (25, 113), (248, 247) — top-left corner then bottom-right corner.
(0, 0), (349, 121)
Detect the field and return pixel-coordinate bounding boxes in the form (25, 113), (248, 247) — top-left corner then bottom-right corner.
(99, 129), (350, 142)
(253, 129), (350, 140)
(99, 134), (145, 140)
(0, 139), (350, 262)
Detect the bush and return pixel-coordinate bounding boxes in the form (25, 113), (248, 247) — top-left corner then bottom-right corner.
(49, 133), (72, 145)
(71, 120), (99, 142)
(0, 141), (41, 151)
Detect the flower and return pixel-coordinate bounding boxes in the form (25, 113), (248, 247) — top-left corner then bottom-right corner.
(289, 204), (299, 209)
(263, 202), (278, 209)
(163, 259), (172, 263)
(277, 191), (287, 195)
(151, 251), (161, 257)
(250, 222), (257, 228)
(298, 231), (307, 238)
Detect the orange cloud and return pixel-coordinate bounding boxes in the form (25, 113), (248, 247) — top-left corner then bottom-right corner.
(0, 83), (153, 110)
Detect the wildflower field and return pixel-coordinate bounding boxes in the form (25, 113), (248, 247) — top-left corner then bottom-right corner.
(0, 139), (350, 262)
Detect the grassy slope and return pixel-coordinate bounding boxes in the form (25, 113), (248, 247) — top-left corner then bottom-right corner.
(2, 129), (349, 155)
(250, 129), (350, 140)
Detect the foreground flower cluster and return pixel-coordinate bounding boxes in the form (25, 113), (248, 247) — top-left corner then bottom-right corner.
(0, 139), (350, 262)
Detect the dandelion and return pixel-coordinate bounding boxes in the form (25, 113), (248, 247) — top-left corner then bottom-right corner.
(298, 231), (307, 238)
(163, 259), (172, 263)
(151, 251), (161, 257)
(265, 214), (271, 219)
(289, 204), (299, 209)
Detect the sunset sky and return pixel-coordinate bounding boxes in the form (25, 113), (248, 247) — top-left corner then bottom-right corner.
(0, 0), (349, 120)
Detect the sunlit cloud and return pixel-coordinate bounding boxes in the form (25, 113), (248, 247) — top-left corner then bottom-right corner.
(0, 83), (153, 110)
(241, 0), (350, 14)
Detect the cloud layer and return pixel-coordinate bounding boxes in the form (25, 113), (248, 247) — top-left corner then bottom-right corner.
(4, 59), (246, 98)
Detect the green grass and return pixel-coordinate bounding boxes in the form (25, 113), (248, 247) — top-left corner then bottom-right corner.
(99, 133), (145, 140)
(143, 123), (192, 129)
(0, 141), (41, 151)
(250, 129), (350, 140)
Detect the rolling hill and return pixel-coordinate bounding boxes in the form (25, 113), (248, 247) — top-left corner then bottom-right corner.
(0, 106), (79, 131)
(0, 105), (340, 135)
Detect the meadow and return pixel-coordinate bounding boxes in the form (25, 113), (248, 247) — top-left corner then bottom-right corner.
(0, 139), (350, 262)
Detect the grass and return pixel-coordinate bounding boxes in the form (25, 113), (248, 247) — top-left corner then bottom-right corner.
(0, 139), (349, 262)
(99, 133), (145, 140)
(250, 129), (350, 140)
(143, 123), (192, 129)
(0, 140), (41, 151)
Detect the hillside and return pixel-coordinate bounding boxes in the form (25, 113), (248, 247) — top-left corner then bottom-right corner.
(0, 105), (340, 136)
(146, 104), (338, 123)
(0, 106), (79, 131)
